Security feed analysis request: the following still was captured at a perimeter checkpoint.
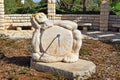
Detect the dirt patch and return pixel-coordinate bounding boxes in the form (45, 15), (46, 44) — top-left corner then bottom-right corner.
(0, 39), (120, 80)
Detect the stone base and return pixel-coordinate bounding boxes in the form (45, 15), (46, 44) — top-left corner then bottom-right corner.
(31, 59), (96, 80)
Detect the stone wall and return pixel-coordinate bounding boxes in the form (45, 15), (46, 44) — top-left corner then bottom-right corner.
(4, 14), (100, 30)
(55, 14), (100, 30)
(5, 14), (32, 29)
(108, 15), (120, 31)
(4, 14), (120, 31)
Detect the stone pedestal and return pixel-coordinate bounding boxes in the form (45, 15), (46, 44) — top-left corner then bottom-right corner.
(31, 59), (96, 80)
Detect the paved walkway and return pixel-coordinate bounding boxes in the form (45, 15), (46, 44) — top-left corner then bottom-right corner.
(0, 30), (120, 41)
(82, 31), (120, 42)
(0, 30), (34, 39)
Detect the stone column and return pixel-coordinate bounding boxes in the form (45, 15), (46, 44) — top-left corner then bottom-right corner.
(100, 0), (110, 31)
(0, 0), (4, 29)
(47, 0), (56, 20)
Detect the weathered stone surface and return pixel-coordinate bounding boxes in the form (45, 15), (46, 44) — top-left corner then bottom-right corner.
(31, 59), (96, 80)
(41, 26), (73, 56)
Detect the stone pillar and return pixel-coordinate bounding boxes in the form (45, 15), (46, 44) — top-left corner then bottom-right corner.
(47, 0), (56, 20)
(0, 0), (4, 29)
(100, 0), (110, 31)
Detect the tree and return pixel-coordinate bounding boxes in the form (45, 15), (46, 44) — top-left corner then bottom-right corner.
(110, 0), (120, 15)
(56, 0), (101, 14)
(57, 0), (76, 9)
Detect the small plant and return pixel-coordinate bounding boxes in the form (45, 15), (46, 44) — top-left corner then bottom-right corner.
(30, 77), (42, 80)
(43, 72), (57, 80)
(55, 71), (66, 80)
(19, 67), (30, 74)
(8, 74), (19, 80)
(80, 48), (90, 56)
(74, 74), (80, 80)
(0, 50), (5, 59)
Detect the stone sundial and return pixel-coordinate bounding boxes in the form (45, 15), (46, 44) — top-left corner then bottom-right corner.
(41, 26), (73, 57)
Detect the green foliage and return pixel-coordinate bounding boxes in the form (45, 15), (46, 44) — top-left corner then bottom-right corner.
(56, 0), (100, 14)
(4, 0), (47, 14)
(56, 7), (100, 14)
(4, 0), (120, 15)
(110, 0), (120, 15)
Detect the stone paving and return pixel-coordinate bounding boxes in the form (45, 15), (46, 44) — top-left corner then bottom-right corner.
(82, 31), (120, 42)
(0, 30), (120, 42)
(0, 30), (34, 39)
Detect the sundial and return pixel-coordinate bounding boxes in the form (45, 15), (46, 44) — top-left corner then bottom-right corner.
(31, 12), (83, 63)
(41, 26), (73, 57)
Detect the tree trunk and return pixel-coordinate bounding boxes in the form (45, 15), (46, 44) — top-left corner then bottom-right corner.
(83, 0), (86, 13)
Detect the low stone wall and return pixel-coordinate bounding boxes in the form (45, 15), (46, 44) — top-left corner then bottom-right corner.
(5, 14), (32, 29)
(109, 15), (120, 31)
(55, 14), (100, 30)
(5, 14), (100, 30)
(4, 14), (120, 31)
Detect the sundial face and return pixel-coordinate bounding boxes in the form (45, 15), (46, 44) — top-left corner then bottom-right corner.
(41, 26), (73, 57)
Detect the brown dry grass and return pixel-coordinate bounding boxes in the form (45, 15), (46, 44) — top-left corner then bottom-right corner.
(0, 38), (120, 80)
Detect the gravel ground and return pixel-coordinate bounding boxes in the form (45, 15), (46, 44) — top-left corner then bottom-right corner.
(0, 39), (120, 80)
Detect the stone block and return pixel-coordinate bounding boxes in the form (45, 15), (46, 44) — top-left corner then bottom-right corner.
(13, 20), (20, 22)
(0, 12), (4, 15)
(0, 8), (4, 12)
(17, 27), (22, 31)
(5, 17), (11, 19)
(48, 13), (56, 16)
(0, 4), (4, 8)
(48, 10), (56, 13)
(5, 20), (13, 23)
(48, 4), (55, 9)
(54, 17), (61, 20)
(31, 59), (96, 80)
(0, 0), (4, 4)
(20, 20), (28, 22)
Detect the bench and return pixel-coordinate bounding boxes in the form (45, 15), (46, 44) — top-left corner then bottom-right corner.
(11, 22), (33, 30)
(112, 24), (120, 32)
(78, 23), (92, 31)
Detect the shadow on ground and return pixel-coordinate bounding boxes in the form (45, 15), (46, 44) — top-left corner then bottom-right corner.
(2, 56), (31, 67)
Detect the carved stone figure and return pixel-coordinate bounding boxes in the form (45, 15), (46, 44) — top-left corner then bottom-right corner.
(31, 13), (82, 63)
